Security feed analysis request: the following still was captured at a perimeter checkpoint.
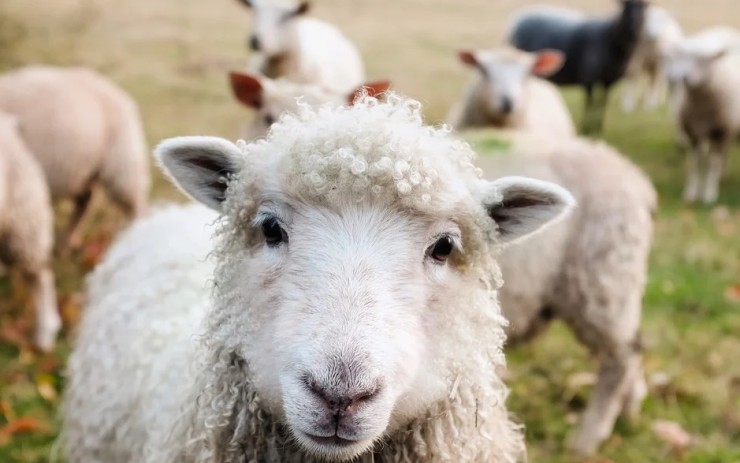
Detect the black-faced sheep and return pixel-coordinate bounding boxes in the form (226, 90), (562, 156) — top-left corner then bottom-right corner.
(508, 1), (647, 134)
(62, 95), (577, 462)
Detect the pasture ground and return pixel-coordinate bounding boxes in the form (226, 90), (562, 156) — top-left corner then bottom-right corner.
(0, 0), (739, 461)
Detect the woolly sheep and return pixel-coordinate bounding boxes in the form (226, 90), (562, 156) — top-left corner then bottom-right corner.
(229, 71), (389, 138)
(0, 65), (150, 248)
(62, 95), (577, 462)
(621, 5), (683, 112)
(0, 112), (59, 351)
(662, 27), (740, 203)
(508, 0), (647, 134)
(446, 48), (575, 138)
(237, 0), (365, 95)
(473, 132), (656, 455)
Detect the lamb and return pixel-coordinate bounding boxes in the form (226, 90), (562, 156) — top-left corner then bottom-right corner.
(662, 27), (740, 203)
(237, 0), (365, 95)
(0, 111), (59, 352)
(621, 5), (683, 112)
(446, 48), (575, 138)
(62, 94), (577, 462)
(473, 132), (656, 455)
(0, 65), (150, 249)
(508, 1), (647, 134)
(229, 71), (389, 138)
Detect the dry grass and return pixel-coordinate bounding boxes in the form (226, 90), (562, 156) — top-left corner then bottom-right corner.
(1, 0), (739, 462)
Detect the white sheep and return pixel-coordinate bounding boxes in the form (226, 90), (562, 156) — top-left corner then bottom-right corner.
(228, 71), (389, 138)
(0, 65), (151, 248)
(0, 111), (59, 351)
(473, 131), (656, 455)
(62, 94), (577, 462)
(662, 26), (740, 203)
(446, 48), (575, 138)
(237, 0), (365, 95)
(621, 5), (683, 112)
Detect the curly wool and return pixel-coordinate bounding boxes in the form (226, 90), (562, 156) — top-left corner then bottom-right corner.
(64, 95), (525, 463)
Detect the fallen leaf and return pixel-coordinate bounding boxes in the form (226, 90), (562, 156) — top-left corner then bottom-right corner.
(725, 284), (740, 304)
(60, 292), (84, 326)
(36, 374), (58, 402)
(0, 416), (49, 445)
(652, 420), (694, 456)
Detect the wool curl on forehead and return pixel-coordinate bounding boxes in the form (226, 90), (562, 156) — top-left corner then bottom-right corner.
(218, 93), (506, 286)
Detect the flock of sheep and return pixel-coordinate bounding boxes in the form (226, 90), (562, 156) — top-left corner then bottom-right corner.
(0, 0), (736, 461)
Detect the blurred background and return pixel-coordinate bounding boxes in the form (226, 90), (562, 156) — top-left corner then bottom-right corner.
(0, 0), (738, 461)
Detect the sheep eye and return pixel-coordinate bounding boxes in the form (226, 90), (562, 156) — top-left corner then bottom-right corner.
(262, 217), (287, 246)
(428, 235), (454, 263)
(264, 114), (275, 126)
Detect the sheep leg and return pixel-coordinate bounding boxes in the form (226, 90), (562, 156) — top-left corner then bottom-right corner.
(24, 267), (60, 352)
(645, 69), (665, 111)
(621, 75), (639, 113)
(683, 138), (706, 203)
(61, 187), (95, 252)
(582, 85), (596, 135)
(702, 136), (729, 204)
(569, 349), (641, 455)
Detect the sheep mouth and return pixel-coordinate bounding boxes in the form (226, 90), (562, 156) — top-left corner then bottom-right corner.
(302, 432), (360, 448)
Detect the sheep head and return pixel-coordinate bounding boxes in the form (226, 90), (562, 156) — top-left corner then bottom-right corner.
(156, 95), (573, 460)
(240, 0), (310, 55)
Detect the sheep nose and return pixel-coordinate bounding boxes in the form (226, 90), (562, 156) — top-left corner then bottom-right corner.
(249, 35), (261, 51)
(305, 377), (381, 417)
(500, 96), (513, 114)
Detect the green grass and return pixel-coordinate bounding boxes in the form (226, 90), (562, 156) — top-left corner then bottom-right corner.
(1, 0), (740, 461)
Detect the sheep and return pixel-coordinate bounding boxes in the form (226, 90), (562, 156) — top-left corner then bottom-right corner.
(662, 27), (740, 203)
(62, 94), (578, 462)
(472, 131), (656, 455)
(621, 5), (683, 112)
(237, 0), (365, 95)
(446, 48), (575, 138)
(0, 65), (150, 249)
(0, 111), (59, 352)
(508, 0), (648, 135)
(229, 71), (389, 138)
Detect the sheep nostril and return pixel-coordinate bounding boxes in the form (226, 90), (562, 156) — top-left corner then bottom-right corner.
(500, 96), (513, 114)
(249, 35), (261, 51)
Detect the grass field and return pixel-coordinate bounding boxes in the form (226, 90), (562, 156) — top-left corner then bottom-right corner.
(1, 0), (739, 461)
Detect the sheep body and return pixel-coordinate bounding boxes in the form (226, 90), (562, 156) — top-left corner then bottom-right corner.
(621, 5), (683, 112)
(244, 1), (365, 95)
(663, 27), (740, 203)
(63, 95), (577, 462)
(508, 1), (647, 134)
(447, 48), (575, 138)
(0, 65), (150, 245)
(474, 132), (656, 455)
(0, 112), (58, 351)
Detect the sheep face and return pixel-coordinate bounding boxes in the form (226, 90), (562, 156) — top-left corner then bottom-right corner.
(240, 0), (309, 56)
(662, 43), (727, 88)
(157, 97), (573, 460)
(458, 49), (563, 120)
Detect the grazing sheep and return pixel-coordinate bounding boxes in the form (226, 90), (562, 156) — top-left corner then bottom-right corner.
(446, 48), (575, 138)
(0, 65), (150, 249)
(237, 0), (365, 95)
(229, 71), (389, 138)
(0, 112), (59, 351)
(508, 0), (648, 134)
(621, 5), (683, 112)
(63, 95), (577, 462)
(472, 131), (656, 455)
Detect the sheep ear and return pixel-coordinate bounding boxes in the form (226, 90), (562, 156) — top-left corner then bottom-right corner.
(156, 137), (244, 211)
(532, 50), (565, 77)
(348, 81), (391, 105)
(229, 72), (264, 109)
(458, 50), (479, 67)
(483, 176), (575, 244)
(237, 0), (253, 8)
